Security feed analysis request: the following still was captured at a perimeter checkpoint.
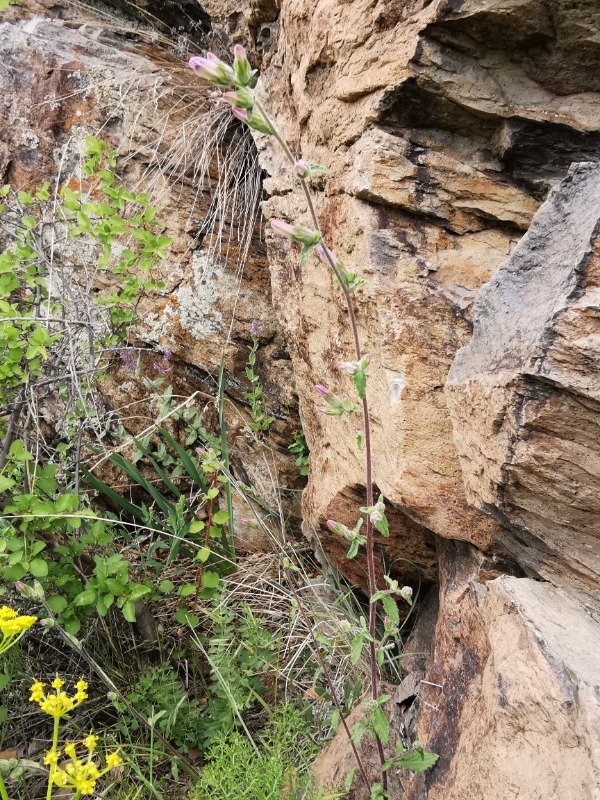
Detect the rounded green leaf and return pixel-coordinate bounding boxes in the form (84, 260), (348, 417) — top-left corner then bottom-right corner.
(29, 558), (49, 578)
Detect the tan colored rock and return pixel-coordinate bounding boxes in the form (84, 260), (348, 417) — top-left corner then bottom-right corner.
(447, 163), (600, 611)
(408, 544), (600, 800)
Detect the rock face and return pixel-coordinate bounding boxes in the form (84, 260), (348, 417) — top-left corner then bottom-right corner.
(0, 1), (303, 549)
(2, 0), (600, 797)
(447, 163), (600, 613)
(254, 0), (600, 594)
(405, 543), (600, 800)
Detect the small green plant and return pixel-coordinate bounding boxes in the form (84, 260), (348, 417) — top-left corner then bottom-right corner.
(197, 599), (278, 748)
(288, 430), (310, 476)
(0, 137), (173, 633)
(191, 704), (322, 800)
(112, 662), (205, 754)
(242, 325), (275, 434)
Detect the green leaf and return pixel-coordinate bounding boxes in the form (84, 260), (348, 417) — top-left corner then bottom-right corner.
(370, 703), (390, 746)
(158, 580), (174, 594)
(211, 509), (229, 525)
(74, 589), (97, 606)
(178, 583), (196, 597)
(189, 520), (205, 534)
(201, 570), (220, 589)
(0, 476), (15, 492)
(122, 599), (137, 623)
(381, 594), (399, 625)
(385, 744), (439, 774)
(29, 558), (48, 578)
(196, 546), (210, 563)
(350, 635), (363, 666)
(353, 369), (367, 400)
(46, 595), (68, 614)
(351, 718), (369, 744)
(175, 608), (199, 627)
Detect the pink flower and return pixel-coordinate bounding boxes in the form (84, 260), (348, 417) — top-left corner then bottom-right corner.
(222, 88), (255, 109)
(271, 219), (321, 247)
(314, 384), (330, 398)
(233, 44), (254, 87)
(294, 160), (310, 179)
(271, 219), (296, 239)
(231, 107), (249, 122)
(189, 53), (236, 86)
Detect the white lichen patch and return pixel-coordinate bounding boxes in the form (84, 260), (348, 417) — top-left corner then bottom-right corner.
(176, 252), (224, 339)
(387, 368), (408, 402)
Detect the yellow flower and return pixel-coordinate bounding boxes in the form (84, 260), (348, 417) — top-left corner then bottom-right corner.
(30, 676), (88, 718)
(0, 607), (17, 622)
(74, 677), (88, 703)
(0, 607), (37, 654)
(64, 742), (77, 760)
(29, 680), (45, 702)
(53, 759), (101, 796)
(105, 751), (123, 769)
(44, 750), (60, 766)
(83, 733), (98, 752)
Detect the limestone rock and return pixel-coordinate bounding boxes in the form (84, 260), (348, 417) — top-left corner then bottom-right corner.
(447, 163), (600, 612)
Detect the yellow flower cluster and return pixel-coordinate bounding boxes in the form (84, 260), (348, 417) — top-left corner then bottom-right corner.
(0, 606), (37, 654)
(29, 676), (88, 718)
(44, 736), (123, 796)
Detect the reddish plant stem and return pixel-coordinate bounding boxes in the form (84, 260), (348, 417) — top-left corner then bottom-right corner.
(260, 102), (388, 789)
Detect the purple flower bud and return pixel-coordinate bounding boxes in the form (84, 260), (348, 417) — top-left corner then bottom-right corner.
(316, 244), (338, 266)
(15, 580), (27, 594)
(271, 219), (296, 239)
(250, 316), (261, 336)
(401, 586), (413, 599)
(370, 511), (383, 524)
(314, 384), (330, 398)
(233, 44), (253, 86)
(326, 520), (348, 536)
(189, 53), (236, 86)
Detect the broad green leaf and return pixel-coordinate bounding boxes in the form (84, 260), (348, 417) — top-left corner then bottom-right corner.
(29, 558), (48, 578)
(201, 570), (220, 589)
(46, 595), (68, 614)
(122, 599), (136, 623)
(74, 589), (97, 606)
(211, 509), (229, 525)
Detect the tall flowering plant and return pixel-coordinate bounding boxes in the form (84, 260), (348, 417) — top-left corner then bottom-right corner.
(189, 46), (438, 794)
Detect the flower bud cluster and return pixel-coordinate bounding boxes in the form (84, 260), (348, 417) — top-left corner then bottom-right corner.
(314, 384), (359, 416)
(189, 46), (275, 134)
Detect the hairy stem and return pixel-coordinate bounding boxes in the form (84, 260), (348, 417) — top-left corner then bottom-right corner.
(256, 100), (387, 789)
